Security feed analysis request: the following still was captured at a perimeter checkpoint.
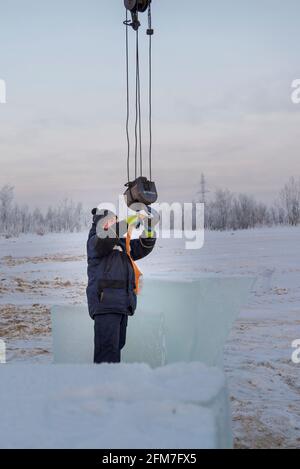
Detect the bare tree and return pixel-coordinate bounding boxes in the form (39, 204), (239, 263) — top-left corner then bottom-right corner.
(207, 189), (233, 230)
(203, 189), (271, 231)
(195, 176), (300, 231)
(0, 185), (89, 236)
(197, 173), (209, 204)
(279, 177), (300, 226)
(233, 194), (257, 230)
(0, 185), (14, 233)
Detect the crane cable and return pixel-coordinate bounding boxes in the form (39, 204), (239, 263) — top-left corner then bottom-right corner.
(124, 3), (153, 184)
(148, 1), (152, 181)
(135, 25), (143, 178)
(125, 9), (130, 183)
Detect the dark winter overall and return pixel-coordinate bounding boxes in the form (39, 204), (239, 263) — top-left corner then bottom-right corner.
(86, 213), (156, 363)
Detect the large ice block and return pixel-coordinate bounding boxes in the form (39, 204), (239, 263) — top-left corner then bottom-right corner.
(51, 277), (253, 368)
(0, 362), (231, 449)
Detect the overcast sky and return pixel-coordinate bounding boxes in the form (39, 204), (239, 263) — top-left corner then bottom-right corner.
(0, 0), (300, 209)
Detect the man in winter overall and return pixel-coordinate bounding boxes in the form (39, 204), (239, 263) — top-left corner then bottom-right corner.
(86, 208), (156, 364)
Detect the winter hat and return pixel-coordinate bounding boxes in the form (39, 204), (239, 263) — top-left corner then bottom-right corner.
(91, 207), (116, 225)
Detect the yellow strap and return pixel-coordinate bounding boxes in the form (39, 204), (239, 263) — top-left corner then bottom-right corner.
(126, 226), (143, 294)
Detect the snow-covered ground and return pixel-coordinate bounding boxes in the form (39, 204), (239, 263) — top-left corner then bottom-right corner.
(0, 227), (300, 448)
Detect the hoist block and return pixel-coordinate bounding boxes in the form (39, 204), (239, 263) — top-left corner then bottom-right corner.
(124, 177), (158, 208)
(124, 0), (151, 13)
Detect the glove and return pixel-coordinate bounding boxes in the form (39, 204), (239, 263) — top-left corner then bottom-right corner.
(126, 215), (141, 228)
(142, 207), (160, 238)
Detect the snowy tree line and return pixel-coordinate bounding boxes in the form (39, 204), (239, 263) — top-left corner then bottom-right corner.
(0, 186), (89, 237)
(194, 176), (300, 231)
(1, 177), (300, 236)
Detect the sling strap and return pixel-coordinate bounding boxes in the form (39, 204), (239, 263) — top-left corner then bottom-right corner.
(125, 226), (143, 294)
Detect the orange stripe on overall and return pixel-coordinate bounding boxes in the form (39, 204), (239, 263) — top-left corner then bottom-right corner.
(126, 226), (143, 295)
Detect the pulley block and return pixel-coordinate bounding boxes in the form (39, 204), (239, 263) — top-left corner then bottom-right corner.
(124, 0), (151, 13)
(124, 177), (158, 208)
(124, 0), (151, 30)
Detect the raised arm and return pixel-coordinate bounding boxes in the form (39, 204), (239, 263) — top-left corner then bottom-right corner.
(130, 233), (156, 261)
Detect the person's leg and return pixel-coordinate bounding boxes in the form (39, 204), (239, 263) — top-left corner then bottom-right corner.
(119, 314), (128, 351)
(94, 313), (123, 364)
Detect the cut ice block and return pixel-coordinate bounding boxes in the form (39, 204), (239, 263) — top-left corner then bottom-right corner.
(51, 277), (253, 368)
(0, 362), (231, 449)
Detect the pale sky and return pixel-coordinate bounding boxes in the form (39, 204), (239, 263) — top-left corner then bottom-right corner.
(0, 0), (300, 209)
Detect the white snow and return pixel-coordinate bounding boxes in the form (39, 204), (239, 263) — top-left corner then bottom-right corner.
(1, 226), (300, 447)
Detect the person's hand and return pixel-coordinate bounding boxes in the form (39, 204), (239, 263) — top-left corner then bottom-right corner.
(142, 207), (160, 238)
(102, 216), (118, 231)
(126, 213), (146, 229)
